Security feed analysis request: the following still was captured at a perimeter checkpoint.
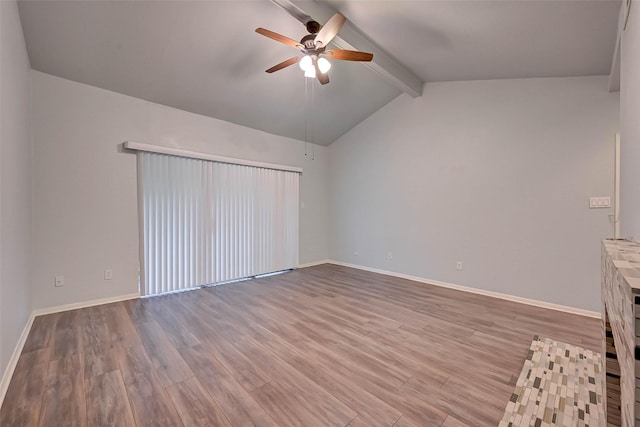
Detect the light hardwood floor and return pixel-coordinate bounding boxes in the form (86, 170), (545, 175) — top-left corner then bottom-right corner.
(0, 264), (600, 426)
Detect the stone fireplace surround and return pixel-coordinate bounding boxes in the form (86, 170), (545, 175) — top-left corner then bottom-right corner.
(601, 239), (640, 426)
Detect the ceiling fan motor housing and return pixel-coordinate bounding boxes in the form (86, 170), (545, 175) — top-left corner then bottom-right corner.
(300, 34), (319, 51)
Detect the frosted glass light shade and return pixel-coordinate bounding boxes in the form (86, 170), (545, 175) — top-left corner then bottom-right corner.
(317, 57), (331, 74)
(299, 55), (312, 71)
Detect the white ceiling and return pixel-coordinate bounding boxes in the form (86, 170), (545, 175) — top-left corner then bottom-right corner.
(17, 0), (620, 146)
(327, 0), (621, 82)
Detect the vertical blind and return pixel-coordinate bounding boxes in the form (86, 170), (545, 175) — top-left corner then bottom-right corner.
(139, 152), (299, 296)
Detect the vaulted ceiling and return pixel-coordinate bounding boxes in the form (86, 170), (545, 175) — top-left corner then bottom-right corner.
(18, 0), (621, 145)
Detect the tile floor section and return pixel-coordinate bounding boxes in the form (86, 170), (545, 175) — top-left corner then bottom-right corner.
(499, 336), (604, 427)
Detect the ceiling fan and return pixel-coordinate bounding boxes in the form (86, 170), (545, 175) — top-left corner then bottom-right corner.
(255, 13), (373, 85)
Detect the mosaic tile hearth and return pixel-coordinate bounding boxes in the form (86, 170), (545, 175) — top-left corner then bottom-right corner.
(499, 336), (603, 427)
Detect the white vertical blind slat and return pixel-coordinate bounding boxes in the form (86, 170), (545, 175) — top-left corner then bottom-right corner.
(139, 152), (299, 296)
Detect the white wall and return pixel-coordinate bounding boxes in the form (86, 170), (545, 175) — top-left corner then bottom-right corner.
(0, 0), (32, 381)
(329, 76), (619, 312)
(620, 6), (640, 237)
(31, 71), (329, 309)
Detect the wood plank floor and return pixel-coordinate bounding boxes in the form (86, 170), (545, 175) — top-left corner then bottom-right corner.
(1, 264), (601, 426)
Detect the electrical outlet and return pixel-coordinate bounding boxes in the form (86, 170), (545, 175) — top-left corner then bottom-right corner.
(354, 251), (358, 256)
(104, 269), (113, 280)
(387, 251), (393, 260)
(55, 275), (64, 287)
(456, 261), (463, 270)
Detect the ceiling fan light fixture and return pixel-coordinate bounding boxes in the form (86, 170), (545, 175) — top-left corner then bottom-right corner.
(256, 13), (372, 85)
(317, 57), (331, 74)
(304, 67), (316, 78)
(299, 55), (312, 71)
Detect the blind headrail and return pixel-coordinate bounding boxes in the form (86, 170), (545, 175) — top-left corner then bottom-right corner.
(124, 141), (303, 174)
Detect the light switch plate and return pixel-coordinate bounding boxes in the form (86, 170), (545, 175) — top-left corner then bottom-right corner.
(589, 197), (611, 209)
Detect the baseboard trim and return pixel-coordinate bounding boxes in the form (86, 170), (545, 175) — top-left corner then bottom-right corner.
(32, 293), (140, 317)
(297, 259), (331, 269)
(0, 292), (140, 408)
(0, 311), (35, 406)
(327, 260), (601, 319)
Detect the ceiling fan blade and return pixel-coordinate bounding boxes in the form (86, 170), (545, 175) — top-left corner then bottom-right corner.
(325, 49), (373, 62)
(255, 28), (302, 48)
(314, 13), (346, 48)
(314, 58), (330, 85)
(265, 57), (300, 73)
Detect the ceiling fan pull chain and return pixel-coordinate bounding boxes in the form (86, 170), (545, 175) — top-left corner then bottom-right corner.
(304, 77), (309, 156)
(311, 78), (315, 153)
